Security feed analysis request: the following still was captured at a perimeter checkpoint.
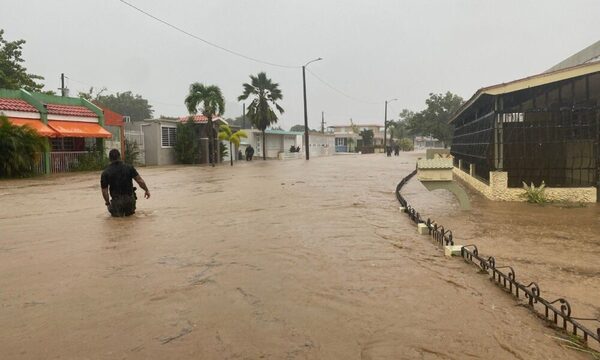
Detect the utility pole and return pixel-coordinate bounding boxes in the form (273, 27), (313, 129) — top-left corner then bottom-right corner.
(384, 98), (398, 154)
(242, 103), (246, 129)
(302, 65), (310, 160)
(321, 111), (325, 133)
(60, 73), (66, 97)
(384, 100), (388, 151)
(302, 57), (323, 161)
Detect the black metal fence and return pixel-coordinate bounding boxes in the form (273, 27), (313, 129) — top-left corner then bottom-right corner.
(395, 169), (600, 347)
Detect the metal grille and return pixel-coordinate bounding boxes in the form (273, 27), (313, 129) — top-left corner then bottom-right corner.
(501, 109), (598, 187)
(450, 111), (495, 182)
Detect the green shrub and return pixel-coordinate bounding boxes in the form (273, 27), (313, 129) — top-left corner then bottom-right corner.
(521, 181), (549, 204)
(0, 115), (47, 177)
(174, 119), (198, 164)
(219, 142), (228, 161)
(399, 138), (414, 151)
(72, 149), (108, 171)
(124, 139), (140, 165)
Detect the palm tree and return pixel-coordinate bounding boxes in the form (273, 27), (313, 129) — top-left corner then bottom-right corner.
(238, 72), (284, 160)
(0, 116), (47, 177)
(185, 83), (225, 166)
(218, 124), (247, 166)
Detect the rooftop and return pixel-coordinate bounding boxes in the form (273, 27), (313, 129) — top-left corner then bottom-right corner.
(0, 98), (38, 113)
(46, 104), (97, 118)
(449, 61), (600, 124)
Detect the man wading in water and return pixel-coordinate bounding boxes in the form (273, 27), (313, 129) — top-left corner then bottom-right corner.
(101, 149), (150, 217)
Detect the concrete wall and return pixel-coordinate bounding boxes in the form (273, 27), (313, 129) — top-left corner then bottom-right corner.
(307, 132), (335, 157)
(453, 167), (597, 202)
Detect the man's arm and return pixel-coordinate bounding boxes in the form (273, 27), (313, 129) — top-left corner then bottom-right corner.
(134, 175), (151, 199)
(100, 171), (110, 207)
(101, 187), (110, 206)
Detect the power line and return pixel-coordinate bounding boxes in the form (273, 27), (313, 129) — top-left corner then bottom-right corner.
(119, 0), (300, 69)
(305, 68), (380, 105)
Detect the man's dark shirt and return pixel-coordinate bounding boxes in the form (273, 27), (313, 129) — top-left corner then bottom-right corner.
(100, 161), (139, 198)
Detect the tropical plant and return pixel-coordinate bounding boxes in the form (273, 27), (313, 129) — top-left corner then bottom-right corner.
(290, 124), (305, 132)
(359, 129), (374, 146)
(347, 137), (356, 152)
(238, 72), (284, 160)
(398, 138), (414, 151)
(218, 124), (247, 166)
(72, 148), (108, 171)
(521, 181), (548, 204)
(399, 91), (464, 147)
(96, 91), (153, 122)
(0, 29), (45, 92)
(124, 138), (141, 165)
(219, 142), (228, 162)
(174, 119), (198, 164)
(0, 115), (47, 177)
(185, 83), (225, 166)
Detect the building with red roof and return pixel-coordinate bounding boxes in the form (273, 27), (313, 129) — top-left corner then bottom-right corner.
(0, 88), (112, 174)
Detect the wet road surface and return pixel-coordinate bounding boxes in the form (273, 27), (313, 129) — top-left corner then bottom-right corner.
(0, 153), (597, 359)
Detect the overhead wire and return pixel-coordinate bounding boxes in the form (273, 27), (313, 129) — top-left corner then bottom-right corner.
(119, 0), (300, 69)
(117, 0), (387, 114)
(305, 68), (381, 106)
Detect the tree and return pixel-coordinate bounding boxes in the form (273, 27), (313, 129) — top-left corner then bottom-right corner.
(388, 119), (407, 141)
(124, 138), (141, 165)
(226, 115), (244, 128)
(96, 91), (153, 122)
(290, 124), (305, 132)
(238, 72), (284, 160)
(399, 92), (464, 147)
(359, 129), (374, 146)
(218, 123), (247, 166)
(0, 115), (47, 177)
(78, 86), (107, 101)
(0, 29), (45, 92)
(174, 119), (198, 164)
(185, 83), (225, 166)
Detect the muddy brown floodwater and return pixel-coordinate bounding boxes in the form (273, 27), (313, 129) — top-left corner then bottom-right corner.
(0, 153), (598, 359)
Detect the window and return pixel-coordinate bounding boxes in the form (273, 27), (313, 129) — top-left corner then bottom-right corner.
(161, 126), (177, 147)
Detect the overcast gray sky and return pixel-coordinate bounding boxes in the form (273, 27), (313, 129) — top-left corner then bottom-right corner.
(2, 0), (599, 129)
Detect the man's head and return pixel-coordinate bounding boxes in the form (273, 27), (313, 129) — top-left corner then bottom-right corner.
(109, 149), (121, 162)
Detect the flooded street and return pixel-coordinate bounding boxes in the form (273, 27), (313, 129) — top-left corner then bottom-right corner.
(1, 153), (598, 359)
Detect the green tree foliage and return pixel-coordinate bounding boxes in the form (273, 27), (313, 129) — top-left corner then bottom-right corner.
(124, 138), (141, 165)
(185, 83), (225, 166)
(388, 120), (407, 141)
(96, 91), (153, 122)
(226, 115), (245, 128)
(359, 129), (374, 146)
(174, 119), (198, 164)
(218, 123), (247, 166)
(0, 29), (45, 92)
(78, 86), (107, 101)
(0, 115), (47, 177)
(290, 124), (305, 132)
(398, 138), (414, 151)
(72, 148), (108, 171)
(238, 72), (284, 160)
(399, 92), (464, 147)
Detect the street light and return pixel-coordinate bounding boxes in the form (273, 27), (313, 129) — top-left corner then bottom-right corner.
(302, 57), (323, 160)
(384, 98), (398, 153)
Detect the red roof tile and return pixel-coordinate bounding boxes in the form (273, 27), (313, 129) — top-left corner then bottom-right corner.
(178, 115), (223, 124)
(46, 104), (97, 118)
(0, 98), (38, 113)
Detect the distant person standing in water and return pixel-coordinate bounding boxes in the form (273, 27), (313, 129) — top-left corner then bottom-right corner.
(245, 145), (254, 161)
(100, 149), (150, 217)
